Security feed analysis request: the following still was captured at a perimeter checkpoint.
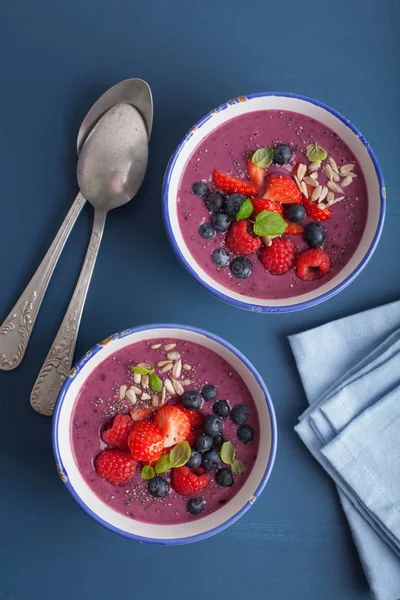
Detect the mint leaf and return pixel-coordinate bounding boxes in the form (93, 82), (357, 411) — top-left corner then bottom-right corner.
(130, 365), (150, 376)
(149, 371), (162, 393)
(231, 460), (245, 475)
(252, 147), (273, 168)
(155, 453), (172, 474)
(306, 143), (327, 163)
(253, 210), (286, 237)
(141, 465), (155, 480)
(236, 198), (253, 221)
(169, 441), (191, 468)
(220, 441), (235, 466)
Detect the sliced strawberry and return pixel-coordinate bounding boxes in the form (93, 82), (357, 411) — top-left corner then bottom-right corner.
(252, 198), (284, 216)
(130, 406), (155, 422)
(154, 405), (191, 448)
(212, 170), (258, 197)
(264, 174), (302, 204)
(247, 158), (265, 188)
(285, 222), (304, 235)
(180, 407), (204, 429)
(303, 197), (332, 221)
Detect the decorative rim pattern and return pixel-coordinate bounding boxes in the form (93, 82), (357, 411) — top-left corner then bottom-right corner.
(162, 92), (386, 313)
(52, 323), (278, 545)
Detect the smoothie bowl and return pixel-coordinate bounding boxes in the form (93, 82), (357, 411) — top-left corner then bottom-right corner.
(163, 93), (385, 312)
(53, 325), (277, 544)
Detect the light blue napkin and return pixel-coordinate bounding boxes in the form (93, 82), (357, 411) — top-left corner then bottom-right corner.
(290, 300), (400, 600)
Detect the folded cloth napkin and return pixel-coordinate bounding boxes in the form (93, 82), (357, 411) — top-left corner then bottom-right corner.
(290, 300), (400, 600)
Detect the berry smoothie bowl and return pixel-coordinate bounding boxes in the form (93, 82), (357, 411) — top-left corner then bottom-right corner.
(53, 325), (276, 544)
(163, 93), (385, 312)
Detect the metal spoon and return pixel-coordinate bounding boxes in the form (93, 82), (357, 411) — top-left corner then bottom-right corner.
(30, 103), (148, 416)
(0, 78), (152, 371)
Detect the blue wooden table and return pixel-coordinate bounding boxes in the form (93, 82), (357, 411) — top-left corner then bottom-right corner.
(1, 1), (399, 598)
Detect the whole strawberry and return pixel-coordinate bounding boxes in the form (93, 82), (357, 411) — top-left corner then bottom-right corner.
(260, 237), (296, 275)
(95, 449), (136, 486)
(226, 220), (261, 255)
(102, 414), (134, 450)
(128, 420), (164, 461)
(171, 466), (209, 496)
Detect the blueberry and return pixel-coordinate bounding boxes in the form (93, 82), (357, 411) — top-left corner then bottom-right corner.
(285, 204), (305, 223)
(213, 400), (231, 418)
(187, 449), (202, 469)
(211, 248), (230, 267)
(196, 434), (213, 453)
(148, 476), (169, 498)
(215, 468), (234, 487)
(182, 390), (203, 411)
(273, 144), (293, 165)
(192, 181), (209, 197)
(202, 449), (223, 471)
(198, 222), (216, 239)
(205, 192), (224, 212)
(230, 257), (252, 279)
(204, 414), (223, 437)
(304, 222), (327, 248)
(224, 194), (246, 217)
(213, 434), (224, 450)
(201, 384), (217, 402)
(237, 424), (254, 444)
(230, 404), (250, 425)
(211, 212), (232, 232)
(187, 497), (206, 515)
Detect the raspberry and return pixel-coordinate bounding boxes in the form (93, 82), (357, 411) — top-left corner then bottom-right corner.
(296, 248), (331, 281)
(226, 220), (261, 255)
(128, 420), (164, 461)
(171, 465), (209, 496)
(260, 237), (296, 275)
(102, 414), (134, 450)
(95, 449), (136, 486)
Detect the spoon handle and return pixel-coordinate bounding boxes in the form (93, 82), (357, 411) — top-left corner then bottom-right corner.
(31, 210), (107, 416)
(0, 192), (86, 371)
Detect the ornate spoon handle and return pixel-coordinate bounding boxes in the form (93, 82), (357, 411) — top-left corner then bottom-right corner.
(31, 210), (107, 416)
(0, 193), (86, 371)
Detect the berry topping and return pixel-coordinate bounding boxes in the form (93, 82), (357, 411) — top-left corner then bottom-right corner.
(273, 144), (293, 165)
(285, 204), (305, 223)
(237, 424), (255, 444)
(187, 449), (203, 469)
(130, 406), (156, 422)
(148, 476), (169, 498)
(230, 256), (253, 279)
(128, 421), (164, 462)
(102, 414), (134, 450)
(212, 434), (224, 450)
(212, 170), (258, 197)
(185, 428), (198, 447)
(303, 197), (332, 221)
(95, 449), (136, 486)
(180, 407), (204, 429)
(260, 237), (296, 275)
(224, 193), (246, 217)
(202, 449), (223, 471)
(252, 198), (283, 216)
(201, 384), (217, 401)
(182, 390), (203, 411)
(187, 497), (206, 516)
(205, 192), (224, 212)
(196, 434), (213, 453)
(230, 404), (250, 425)
(154, 405), (191, 448)
(285, 222), (304, 235)
(213, 400), (231, 418)
(198, 222), (216, 239)
(247, 158), (266, 188)
(204, 414), (223, 437)
(226, 220), (262, 255)
(296, 248), (331, 281)
(304, 222), (327, 247)
(192, 181), (209, 197)
(215, 468), (234, 487)
(264, 174), (302, 204)
(171, 465), (209, 496)
(211, 211), (232, 232)
(211, 248), (230, 267)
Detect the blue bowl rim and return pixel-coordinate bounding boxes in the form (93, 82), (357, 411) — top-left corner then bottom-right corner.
(162, 91), (386, 313)
(52, 323), (278, 545)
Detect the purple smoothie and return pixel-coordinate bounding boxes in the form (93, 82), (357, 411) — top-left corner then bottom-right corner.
(71, 338), (259, 525)
(177, 110), (368, 299)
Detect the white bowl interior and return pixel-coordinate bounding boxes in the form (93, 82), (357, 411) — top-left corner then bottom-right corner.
(166, 95), (384, 308)
(55, 327), (274, 541)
